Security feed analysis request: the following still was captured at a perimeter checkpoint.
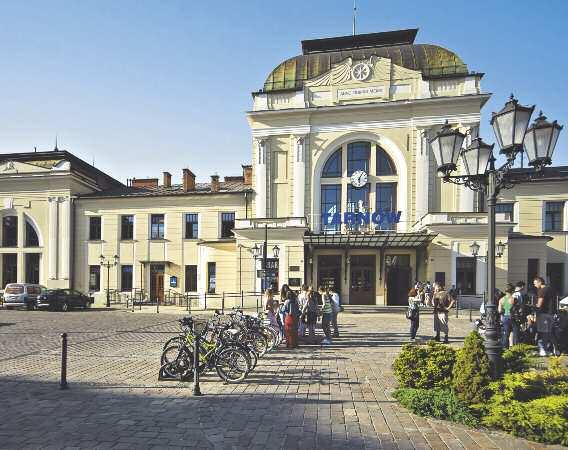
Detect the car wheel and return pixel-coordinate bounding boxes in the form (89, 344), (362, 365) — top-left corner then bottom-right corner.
(61, 302), (69, 312)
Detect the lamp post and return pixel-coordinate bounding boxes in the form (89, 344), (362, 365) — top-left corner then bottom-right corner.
(251, 226), (281, 292)
(430, 95), (562, 377)
(100, 254), (119, 308)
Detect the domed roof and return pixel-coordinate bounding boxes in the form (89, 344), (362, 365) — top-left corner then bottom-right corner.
(262, 29), (469, 92)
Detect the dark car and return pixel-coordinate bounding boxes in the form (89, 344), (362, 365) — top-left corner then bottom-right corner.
(38, 289), (94, 311)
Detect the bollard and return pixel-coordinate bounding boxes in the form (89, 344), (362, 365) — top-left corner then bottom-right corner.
(222, 292), (225, 314)
(193, 335), (202, 396)
(455, 298), (459, 318)
(156, 296), (160, 314)
(241, 291), (244, 308)
(256, 295), (259, 314)
(469, 306), (472, 322)
(204, 293), (207, 311)
(60, 333), (68, 390)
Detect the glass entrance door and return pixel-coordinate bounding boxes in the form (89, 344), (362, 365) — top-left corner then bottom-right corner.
(456, 257), (476, 295)
(349, 255), (375, 305)
(386, 255), (411, 306)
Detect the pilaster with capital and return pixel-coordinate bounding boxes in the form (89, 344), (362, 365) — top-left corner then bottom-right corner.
(48, 197), (59, 279)
(59, 197), (70, 280)
(292, 135), (307, 218)
(254, 138), (268, 218)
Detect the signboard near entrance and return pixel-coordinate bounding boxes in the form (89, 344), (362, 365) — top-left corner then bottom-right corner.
(169, 276), (178, 288)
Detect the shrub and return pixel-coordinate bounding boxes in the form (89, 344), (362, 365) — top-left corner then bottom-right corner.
(488, 366), (568, 402)
(502, 344), (536, 373)
(451, 331), (491, 405)
(394, 388), (479, 427)
(392, 341), (456, 389)
(482, 394), (568, 446)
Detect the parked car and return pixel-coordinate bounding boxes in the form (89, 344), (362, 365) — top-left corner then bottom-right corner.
(3, 283), (45, 310)
(37, 289), (94, 311)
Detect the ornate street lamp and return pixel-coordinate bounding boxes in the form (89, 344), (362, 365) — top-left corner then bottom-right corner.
(272, 245), (280, 259)
(496, 241), (506, 258)
(100, 254), (119, 308)
(469, 241), (480, 258)
(430, 95), (562, 376)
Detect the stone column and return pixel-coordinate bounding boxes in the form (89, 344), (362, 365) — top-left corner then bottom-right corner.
(59, 197), (70, 281)
(16, 210), (25, 282)
(255, 139), (267, 218)
(48, 197), (59, 280)
(292, 136), (306, 218)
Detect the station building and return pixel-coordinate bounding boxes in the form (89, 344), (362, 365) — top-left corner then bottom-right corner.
(0, 29), (566, 306)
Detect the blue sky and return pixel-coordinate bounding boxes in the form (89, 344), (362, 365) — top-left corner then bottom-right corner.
(0, 0), (566, 183)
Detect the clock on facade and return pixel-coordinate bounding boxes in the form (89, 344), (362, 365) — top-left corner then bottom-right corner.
(350, 170), (368, 188)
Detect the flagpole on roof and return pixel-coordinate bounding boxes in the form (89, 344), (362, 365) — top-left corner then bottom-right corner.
(352, 0), (357, 35)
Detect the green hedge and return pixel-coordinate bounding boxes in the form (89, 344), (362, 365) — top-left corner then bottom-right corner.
(502, 344), (536, 373)
(452, 331), (491, 405)
(393, 388), (479, 427)
(392, 341), (456, 389)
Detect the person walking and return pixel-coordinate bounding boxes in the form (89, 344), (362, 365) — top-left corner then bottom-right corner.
(498, 284), (519, 348)
(329, 286), (341, 337)
(283, 290), (300, 349)
(407, 288), (420, 341)
(303, 289), (319, 342)
(432, 283), (454, 343)
(319, 286), (333, 345)
(533, 276), (556, 356)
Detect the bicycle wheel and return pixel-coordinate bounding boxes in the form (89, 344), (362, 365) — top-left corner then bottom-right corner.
(161, 344), (193, 379)
(215, 347), (250, 383)
(162, 335), (183, 350)
(249, 332), (268, 357)
(260, 326), (278, 351)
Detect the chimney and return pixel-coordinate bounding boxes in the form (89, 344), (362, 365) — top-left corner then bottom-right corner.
(211, 174), (220, 192)
(182, 169), (195, 192)
(242, 165), (252, 185)
(163, 171), (172, 188)
(131, 178), (158, 189)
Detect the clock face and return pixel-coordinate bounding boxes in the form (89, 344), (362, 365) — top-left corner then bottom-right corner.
(350, 170), (368, 188)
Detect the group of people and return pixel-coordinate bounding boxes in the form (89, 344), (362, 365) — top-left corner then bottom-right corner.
(263, 284), (341, 348)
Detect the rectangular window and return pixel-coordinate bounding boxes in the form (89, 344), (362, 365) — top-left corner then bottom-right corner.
(456, 257), (476, 295)
(376, 183), (397, 211)
(185, 214), (199, 239)
(89, 265), (100, 291)
(544, 201), (564, 232)
(185, 265), (197, 292)
(207, 262), (216, 294)
(25, 253), (40, 284)
(347, 184), (369, 231)
(2, 216), (18, 247)
(150, 214), (165, 239)
(2, 253), (17, 286)
(221, 212), (235, 238)
(121, 215), (134, 240)
(121, 265), (133, 291)
(496, 203), (514, 222)
(546, 263), (564, 296)
(321, 185), (342, 232)
(89, 217), (101, 240)
(347, 142), (370, 176)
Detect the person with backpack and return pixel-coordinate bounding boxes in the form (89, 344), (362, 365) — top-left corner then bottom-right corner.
(283, 289), (301, 349)
(302, 289), (319, 342)
(498, 283), (519, 348)
(406, 288), (420, 341)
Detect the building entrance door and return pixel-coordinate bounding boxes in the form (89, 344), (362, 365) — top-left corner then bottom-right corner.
(349, 255), (375, 305)
(385, 255), (411, 306)
(150, 264), (165, 303)
(317, 255), (342, 292)
(456, 257), (476, 295)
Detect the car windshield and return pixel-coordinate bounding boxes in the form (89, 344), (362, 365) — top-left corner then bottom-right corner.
(5, 284), (24, 294)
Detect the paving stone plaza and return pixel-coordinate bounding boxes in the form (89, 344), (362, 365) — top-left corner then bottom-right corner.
(0, 308), (563, 450)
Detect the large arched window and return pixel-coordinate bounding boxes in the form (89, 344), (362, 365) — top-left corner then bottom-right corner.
(322, 149), (342, 177)
(376, 147), (396, 175)
(25, 220), (39, 247)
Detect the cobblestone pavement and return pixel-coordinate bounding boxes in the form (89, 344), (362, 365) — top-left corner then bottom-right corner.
(0, 308), (562, 449)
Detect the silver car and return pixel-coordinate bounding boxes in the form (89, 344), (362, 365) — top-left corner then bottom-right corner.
(3, 283), (45, 310)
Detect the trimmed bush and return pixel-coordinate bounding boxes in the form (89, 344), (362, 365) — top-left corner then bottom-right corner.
(392, 341), (456, 389)
(488, 366), (568, 402)
(502, 344), (536, 373)
(451, 331), (491, 405)
(393, 388), (479, 427)
(482, 395), (568, 446)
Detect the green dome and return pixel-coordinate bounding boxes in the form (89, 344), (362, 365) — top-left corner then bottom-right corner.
(263, 43), (469, 92)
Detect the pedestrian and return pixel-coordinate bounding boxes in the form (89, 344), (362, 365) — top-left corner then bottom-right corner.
(406, 288), (420, 341)
(533, 276), (556, 356)
(432, 282), (454, 343)
(319, 286), (333, 345)
(283, 290), (300, 349)
(277, 284), (290, 343)
(498, 283), (519, 348)
(329, 286), (341, 337)
(302, 289), (319, 342)
(297, 284), (309, 337)
(263, 289), (278, 328)
(424, 281), (433, 306)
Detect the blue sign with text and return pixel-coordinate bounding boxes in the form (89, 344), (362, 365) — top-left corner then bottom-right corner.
(322, 210), (402, 227)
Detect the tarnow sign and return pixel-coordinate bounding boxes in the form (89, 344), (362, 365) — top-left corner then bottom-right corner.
(322, 210), (402, 227)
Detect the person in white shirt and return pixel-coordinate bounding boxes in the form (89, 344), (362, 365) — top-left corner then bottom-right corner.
(329, 286), (341, 337)
(297, 285), (309, 337)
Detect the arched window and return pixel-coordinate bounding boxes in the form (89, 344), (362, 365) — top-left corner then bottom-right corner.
(25, 220), (39, 247)
(347, 142), (370, 175)
(2, 216), (17, 247)
(376, 148), (396, 175)
(322, 149), (342, 178)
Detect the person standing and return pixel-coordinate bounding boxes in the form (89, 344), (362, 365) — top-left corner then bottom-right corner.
(277, 285), (290, 343)
(407, 288), (420, 341)
(263, 289), (278, 329)
(329, 286), (341, 337)
(319, 286), (333, 345)
(297, 285), (309, 337)
(432, 283), (454, 343)
(533, 276), (556, 356)
(283, 290), (300, 349)
(498, 284), (519, 348)
(303, 289), (319, 342)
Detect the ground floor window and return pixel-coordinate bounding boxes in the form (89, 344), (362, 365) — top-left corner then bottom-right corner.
(456, 257), (476, 295)
(317, 255), (342, 292)
(546, 263), (565, 295)
(185, 265), (197, 292)
(207, 262), (216, 293)
(2, 253), (17, 286)
(25, 253), (40, 284)
(121, 265), (133, 291)
(89, 265), (100, 291)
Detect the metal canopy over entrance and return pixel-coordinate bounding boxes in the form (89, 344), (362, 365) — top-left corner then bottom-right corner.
(304, 232), (437, 248)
